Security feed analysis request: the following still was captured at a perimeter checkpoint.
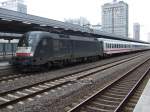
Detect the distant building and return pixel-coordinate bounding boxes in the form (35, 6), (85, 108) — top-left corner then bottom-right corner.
(64, 17), (90, 27)
(1, 0), (27, 13)
(90, 24), (102, 31)
(133, 23), (140, 40)
(148, 33), (150, 42)
(102, 0), (128, 37)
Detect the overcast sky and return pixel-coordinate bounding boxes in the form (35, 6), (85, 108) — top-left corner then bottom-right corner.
(1, 0), (150, 41)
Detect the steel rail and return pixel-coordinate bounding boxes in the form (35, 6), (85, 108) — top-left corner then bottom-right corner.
(67, 57), (150, 112)
(0, 52), (144, 84)
(114, 67), (150, 112)
(0, 52), (147, 109)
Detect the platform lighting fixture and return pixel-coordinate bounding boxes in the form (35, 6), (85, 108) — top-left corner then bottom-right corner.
(53, 26), (58, 28)
(22, 21), (31, 24)
(40, 24), (47, 27)
(1, 18), (12, 21)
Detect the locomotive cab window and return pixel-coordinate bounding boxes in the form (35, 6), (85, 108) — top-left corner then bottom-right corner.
(18, 34), (28, 47)
(18, 33), (41, 52)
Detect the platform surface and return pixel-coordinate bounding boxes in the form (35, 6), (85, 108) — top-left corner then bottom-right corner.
(133, 79), (150, 112)
(0, 61), (9, 66)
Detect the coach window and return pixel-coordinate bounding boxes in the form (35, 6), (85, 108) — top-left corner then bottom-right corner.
(110, 44), (112, 48)
(106, 43), (108, 48)
(109, 43), (111, 48)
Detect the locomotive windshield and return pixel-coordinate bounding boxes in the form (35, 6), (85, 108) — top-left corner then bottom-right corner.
(18, 33), (41, 51)
(18, 34), (28, 47)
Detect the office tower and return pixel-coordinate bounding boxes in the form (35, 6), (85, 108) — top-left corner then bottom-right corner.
(1, 0), (27, 13)
(102, 1), (128, 37)
(133, 23), (140, 40)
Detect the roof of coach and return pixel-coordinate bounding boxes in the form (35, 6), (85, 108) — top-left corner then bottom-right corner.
(98, 38), (149, 45)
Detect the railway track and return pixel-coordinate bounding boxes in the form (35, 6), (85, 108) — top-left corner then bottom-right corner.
(67, 56), (150, 112)
(120, 73), (150, 112)
(0, 52), (149, 110)
(0, 52), (146, 84)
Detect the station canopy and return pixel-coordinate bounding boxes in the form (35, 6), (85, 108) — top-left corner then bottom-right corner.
(0, 8), (149, 44)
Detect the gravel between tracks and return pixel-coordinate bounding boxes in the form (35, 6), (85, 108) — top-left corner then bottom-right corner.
(0, 51), (147, 94)
(1, 51), (150, 112)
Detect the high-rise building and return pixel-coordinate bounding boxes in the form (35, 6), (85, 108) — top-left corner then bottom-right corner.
(1, 0), (27, 13)
(133, 23), (140, 40)
(102, 1), (128, 37)
(148, 33), (150, 42)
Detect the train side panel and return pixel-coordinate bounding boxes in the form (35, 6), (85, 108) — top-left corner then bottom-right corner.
(70, 36), (100, 59)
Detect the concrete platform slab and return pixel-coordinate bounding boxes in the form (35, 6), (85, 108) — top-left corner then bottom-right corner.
(133, 79), (150, 112)
(0, 62), (9, 66)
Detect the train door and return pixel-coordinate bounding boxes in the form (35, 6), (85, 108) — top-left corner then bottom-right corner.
(99, 40), (104, 56)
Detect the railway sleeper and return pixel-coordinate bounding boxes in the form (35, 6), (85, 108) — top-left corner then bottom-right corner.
(118, 80), (137, 84)
(90, 101), (116, 110)
(109, 88), (130, 93)
(124, 106), (135, 112)
(115, 83), (135, 87)
(105, 92), (125, 98)
(96, 98), (120, 105)
(82, 105), (111, 112)
(130, 95), (141, 100)
(126, 102), (137, 108)
(111, 86), (131, 90)
(128, 98), (140, 104)
(100, 95), (123, 102)
(107, 90), (127, 95)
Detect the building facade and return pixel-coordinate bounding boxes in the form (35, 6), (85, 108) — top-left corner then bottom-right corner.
(1, 0), (27, 13)
(133, 23), (140, 40)
(148, 33), (150, 42)
(102, 1), (128, 37)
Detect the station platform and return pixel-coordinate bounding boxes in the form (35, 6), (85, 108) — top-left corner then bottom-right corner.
(0, 61), (9, 66)
(133, 79), (150, 112)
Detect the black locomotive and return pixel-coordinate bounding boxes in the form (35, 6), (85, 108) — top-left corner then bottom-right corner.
(12, 31), (102, 67)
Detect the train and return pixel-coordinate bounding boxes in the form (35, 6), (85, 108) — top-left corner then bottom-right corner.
(11, 31), (150, 68)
